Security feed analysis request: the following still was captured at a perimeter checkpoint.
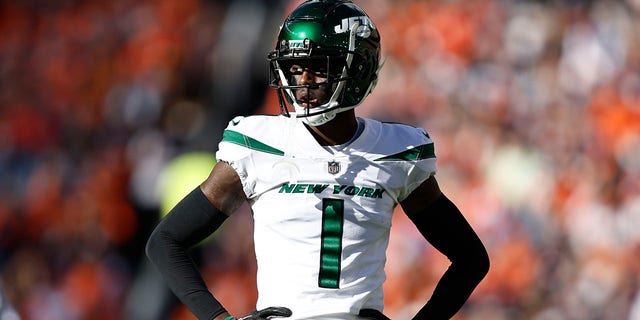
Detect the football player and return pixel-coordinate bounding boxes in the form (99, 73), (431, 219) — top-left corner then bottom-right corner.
(146, 1), (489, 319)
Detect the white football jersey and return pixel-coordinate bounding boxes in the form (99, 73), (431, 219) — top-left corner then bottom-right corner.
(215, 115), (436, 319)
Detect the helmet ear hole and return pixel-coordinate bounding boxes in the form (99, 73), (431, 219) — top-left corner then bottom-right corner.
(350, 54), (374, 84)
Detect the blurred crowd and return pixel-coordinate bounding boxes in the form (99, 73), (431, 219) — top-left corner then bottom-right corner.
(0, 0), (639, 319)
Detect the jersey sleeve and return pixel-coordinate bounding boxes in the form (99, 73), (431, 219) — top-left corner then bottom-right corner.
(215, 116), (257, 198)
(389, 126), (437, 202)
(401, 129), (437, 201)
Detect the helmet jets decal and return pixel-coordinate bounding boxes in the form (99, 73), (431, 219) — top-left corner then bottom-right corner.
(268, 0), (381, 126)
(334, 15), (375, 34)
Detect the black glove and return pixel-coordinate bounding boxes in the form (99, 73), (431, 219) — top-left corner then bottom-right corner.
(233, 307), (292, 320)
(358, 308), (391, 320)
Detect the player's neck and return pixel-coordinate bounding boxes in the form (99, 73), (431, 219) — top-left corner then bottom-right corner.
(305, 110), (358, 146)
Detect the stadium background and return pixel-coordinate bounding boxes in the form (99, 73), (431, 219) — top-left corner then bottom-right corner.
(1, 0), (639, 319)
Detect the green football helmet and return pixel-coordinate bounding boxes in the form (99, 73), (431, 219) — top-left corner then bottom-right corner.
(268, 0), (381, 126)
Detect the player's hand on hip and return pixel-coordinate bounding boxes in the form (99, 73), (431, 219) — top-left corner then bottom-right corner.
(228, 307), (292, 320)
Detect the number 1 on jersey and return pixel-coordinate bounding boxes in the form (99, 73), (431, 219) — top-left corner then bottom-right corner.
(319, 198), (344, 288)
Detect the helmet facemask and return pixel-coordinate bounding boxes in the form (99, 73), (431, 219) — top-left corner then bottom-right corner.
(269, 35), (357, 126)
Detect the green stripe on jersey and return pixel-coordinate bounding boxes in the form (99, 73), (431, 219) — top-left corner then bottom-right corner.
(374, 143), (435, 161)
(222, 130), (284, 156)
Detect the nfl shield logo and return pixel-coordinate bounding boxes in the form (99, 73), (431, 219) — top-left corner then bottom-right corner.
(327, 161), (341, 175)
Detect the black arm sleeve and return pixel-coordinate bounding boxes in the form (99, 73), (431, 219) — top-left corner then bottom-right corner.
(407, 194), (490, 320)
(145, 187), (229, 320)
